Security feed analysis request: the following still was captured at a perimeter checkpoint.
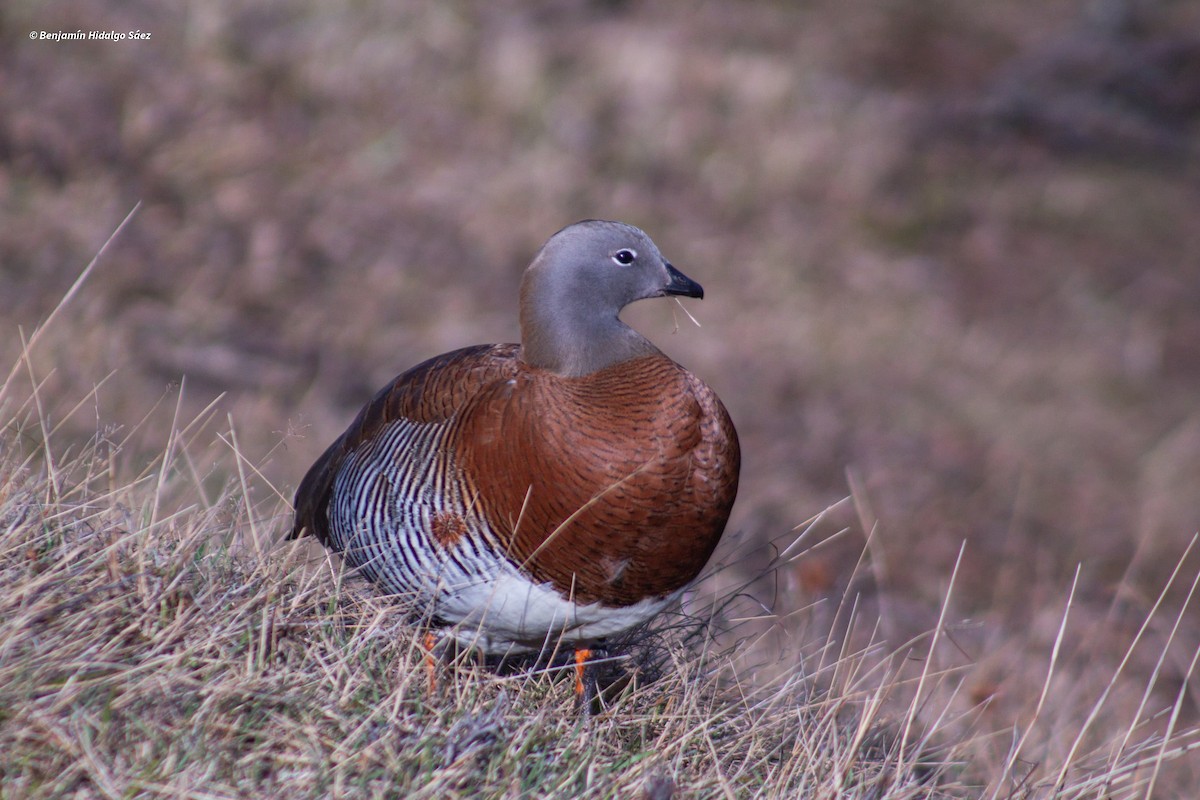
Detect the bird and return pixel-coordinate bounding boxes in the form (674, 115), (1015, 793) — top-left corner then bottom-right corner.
(290, 219), (740, 704)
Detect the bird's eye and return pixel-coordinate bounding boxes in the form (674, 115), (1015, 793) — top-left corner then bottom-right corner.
(612, 248), (637, 266)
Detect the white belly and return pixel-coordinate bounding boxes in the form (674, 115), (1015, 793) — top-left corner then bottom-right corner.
(433, 565), (679, 654)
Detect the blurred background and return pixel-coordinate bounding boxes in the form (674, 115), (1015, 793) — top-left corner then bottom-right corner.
(3, 0), (1200, 739)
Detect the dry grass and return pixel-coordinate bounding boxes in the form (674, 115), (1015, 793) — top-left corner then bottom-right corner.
(2, 236), (1198, 797)
(5, 0), (1200, 796)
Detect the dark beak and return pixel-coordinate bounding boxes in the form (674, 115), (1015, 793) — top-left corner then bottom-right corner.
(663, 262), (704, 299)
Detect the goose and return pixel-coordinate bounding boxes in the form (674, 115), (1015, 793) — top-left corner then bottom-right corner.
(291, 219), (740, 702)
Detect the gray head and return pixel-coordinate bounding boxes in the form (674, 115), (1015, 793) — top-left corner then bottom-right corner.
(519, 220), (703, 377)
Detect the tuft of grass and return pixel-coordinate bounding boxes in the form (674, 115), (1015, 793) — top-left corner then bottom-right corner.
(0, 399), (959, 798)
(4, 421), (1197, 798)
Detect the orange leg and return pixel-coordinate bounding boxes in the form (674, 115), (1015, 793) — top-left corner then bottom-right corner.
(575, 646), (603, 714)
(423, 631), (439, 693)
(574, 648), (592, 698)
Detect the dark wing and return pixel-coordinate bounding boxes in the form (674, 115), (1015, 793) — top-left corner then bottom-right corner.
(290, 343), (521, 546)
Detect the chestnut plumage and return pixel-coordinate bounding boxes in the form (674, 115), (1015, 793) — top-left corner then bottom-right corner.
(291, 220), (740, 655)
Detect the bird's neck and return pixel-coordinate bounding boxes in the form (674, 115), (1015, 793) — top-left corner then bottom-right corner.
(519, 296), (657, 377)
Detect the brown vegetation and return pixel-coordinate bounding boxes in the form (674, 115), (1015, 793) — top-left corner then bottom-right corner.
(3, 0), (1199, 796)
